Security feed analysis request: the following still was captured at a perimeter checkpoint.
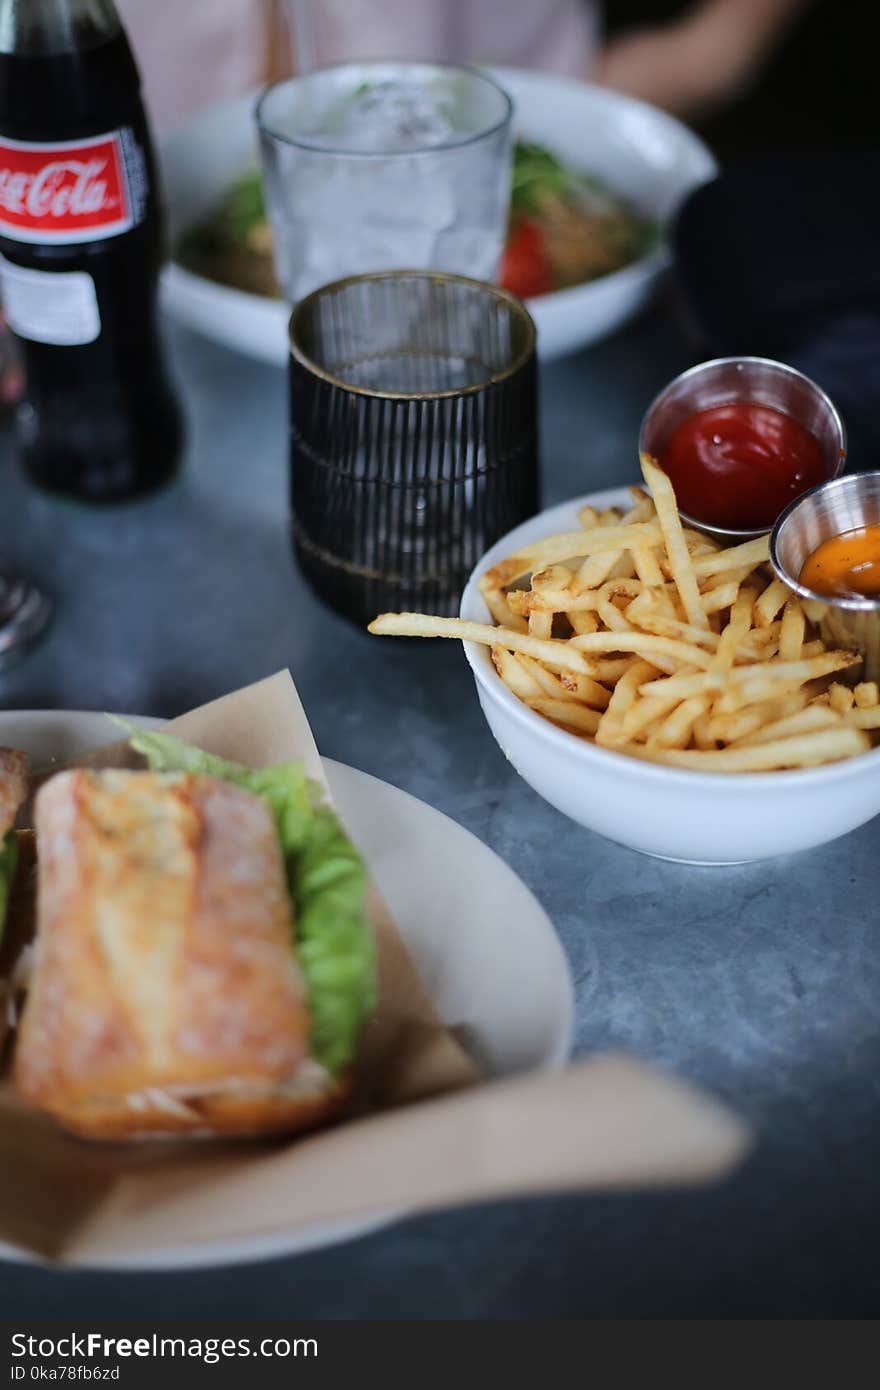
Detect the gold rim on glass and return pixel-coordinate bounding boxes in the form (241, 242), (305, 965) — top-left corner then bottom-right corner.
(288, 269), (537, 401)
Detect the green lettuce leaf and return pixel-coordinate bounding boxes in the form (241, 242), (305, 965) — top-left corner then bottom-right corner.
(118, 724), (376, 1076)
(0, 829), (18, 943)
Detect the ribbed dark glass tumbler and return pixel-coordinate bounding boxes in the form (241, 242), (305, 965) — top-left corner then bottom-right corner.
(288, 271), (539, 624)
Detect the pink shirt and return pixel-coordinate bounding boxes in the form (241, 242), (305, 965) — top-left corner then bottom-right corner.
(291, 0), (599, 77)
(117, 0), (600, 133)
(117, 0), (270, 133)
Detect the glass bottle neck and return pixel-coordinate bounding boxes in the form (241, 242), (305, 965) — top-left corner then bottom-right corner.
(0, 0), (121, 55)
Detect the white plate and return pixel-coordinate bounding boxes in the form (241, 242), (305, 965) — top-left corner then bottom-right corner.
(159, 69), (715, 364)
(0, 710), (572, 1268)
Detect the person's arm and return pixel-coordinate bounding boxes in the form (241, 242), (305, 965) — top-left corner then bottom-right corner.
(594, 0), (814, 118)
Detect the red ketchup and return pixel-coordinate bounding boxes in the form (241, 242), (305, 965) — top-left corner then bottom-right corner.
(660, 403), (828, 531)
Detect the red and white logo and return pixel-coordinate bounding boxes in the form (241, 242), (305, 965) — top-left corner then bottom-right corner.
(0, 131), (133, 244)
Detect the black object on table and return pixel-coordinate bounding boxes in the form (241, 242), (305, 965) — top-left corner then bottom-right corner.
(288, 271), (539, 625)
(673, 151), (880, 470)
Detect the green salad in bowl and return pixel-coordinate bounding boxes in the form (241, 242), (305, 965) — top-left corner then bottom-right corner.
(178, 140), (655, 303)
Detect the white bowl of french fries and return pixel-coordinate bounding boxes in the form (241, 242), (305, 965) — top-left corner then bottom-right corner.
(370, 457), (880, 863)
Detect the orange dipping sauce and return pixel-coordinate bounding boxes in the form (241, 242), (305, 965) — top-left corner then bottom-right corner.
(799, 525), (880, 599)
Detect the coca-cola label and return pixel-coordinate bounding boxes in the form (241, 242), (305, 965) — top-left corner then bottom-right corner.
(0, 130), (143, 244)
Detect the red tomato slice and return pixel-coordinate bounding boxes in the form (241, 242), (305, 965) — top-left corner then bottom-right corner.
(498, 218), (554, 299)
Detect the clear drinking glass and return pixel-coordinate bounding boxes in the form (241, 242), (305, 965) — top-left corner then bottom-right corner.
(255, 61), (513, 306)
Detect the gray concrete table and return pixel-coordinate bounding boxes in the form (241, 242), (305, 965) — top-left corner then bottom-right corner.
(1, 306), (878, 1318)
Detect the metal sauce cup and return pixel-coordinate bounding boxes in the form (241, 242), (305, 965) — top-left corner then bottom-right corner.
(770, 472), (880, 683)
(639, 356), (847, 542)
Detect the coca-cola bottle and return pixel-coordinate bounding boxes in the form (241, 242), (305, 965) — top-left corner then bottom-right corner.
(0, 0), (182, 501)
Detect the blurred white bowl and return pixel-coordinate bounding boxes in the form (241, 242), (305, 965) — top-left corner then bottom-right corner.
(158, 70), (715, 364)
(460, 487), (880, 864)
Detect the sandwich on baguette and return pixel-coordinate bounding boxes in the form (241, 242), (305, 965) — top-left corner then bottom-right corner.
(14, 731), (375, 1141)
(0, 747), (28, 939)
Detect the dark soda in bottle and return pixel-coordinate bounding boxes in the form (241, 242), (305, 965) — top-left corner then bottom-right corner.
(0, 0), (182, 501)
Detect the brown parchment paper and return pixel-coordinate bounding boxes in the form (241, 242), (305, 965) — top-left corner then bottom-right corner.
(0, 672), (750, 1264)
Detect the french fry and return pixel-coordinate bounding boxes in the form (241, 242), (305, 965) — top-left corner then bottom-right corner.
(691, 536), (771, 579)
(568, 610), (599, 636)
(620, 690), (685, 741)
(506, 589), (536, 617)
(528, 610), (553, 640)
(531, 563), (576, 593)
(701, 579), (741, 614)
(483, 585), (528, 633)
(597, 578), (642, 632)
(649, 695), (708, 749)
(572, 550), (622, 590)
(605, 659), (658, 712)
(480, 523), (662, 590)
(707, 692), (809, 745)
(855, 681), (879, 708)
(626, 485), (654, 507)
(845, 707), (880, 730)
(596, 661), (658, 746)
(828, 682), (855, 714)
(367, 614), (595, 672)
(732, 704), (841, 747)
(710, 588), (754, 673)
(640, 452), (707, 630)
(526, 586), (601, 614)
(693, 711), (718, 750)
(607, 552), (637, 581)
(589, 656), (639, 683)
(779, 599), (806, 663)
(571, 630), (715, 669)
(624, 586), (662, 625)
(735, 623), (781, 663)
(682, 531), (721, 557)
(754, 578), (791, 628)
(516, 654), (569, 700)
(703, 695), (795, 750)
(640, 669), (725, 702)
(491, 646), (544, 699)
(802, 598), (827, 625)
(621, 726), (869, 771)
(648, 583), (679, 617)
(623, 491), (657, 524)
(635, 652), (686, 677)
(527, 698), (601, 735)
(713, 651), (861, 713)
(517, 656), (614, 711)
(738, 621), (780, 649)
(628, 609), (720, 651)
(556, 668), (613, 709)
(701, 564), (755, 592)
(508, 650), (561, 695)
